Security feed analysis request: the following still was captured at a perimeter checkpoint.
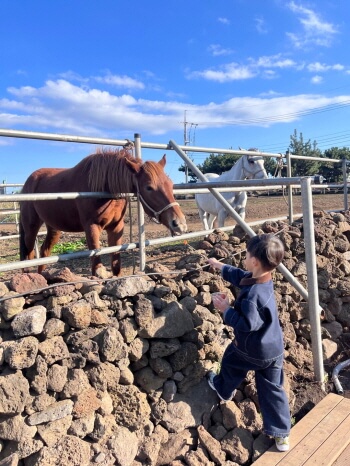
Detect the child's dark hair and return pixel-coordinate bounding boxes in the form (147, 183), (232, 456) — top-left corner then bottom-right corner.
(246, 233), (284, 271)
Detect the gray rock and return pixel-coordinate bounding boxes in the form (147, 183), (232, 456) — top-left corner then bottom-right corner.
(61, 368), (90, 398)
(134, 366), (166, 392)
(137, 301), (194, 339)
(99, 327), (128, 362)
(103, 276), (154, 298)
(11, 306), (47, 338)
(36, 415), (73, 447)
(162, 379), (218, 432)
(107, 426), (139, 466)
(221, 427), (254, 464)
(197, 425), (226, 465)
(149, 338), (181, 358)
(26, 400), (74, 426)
(162, 380), (177, 402)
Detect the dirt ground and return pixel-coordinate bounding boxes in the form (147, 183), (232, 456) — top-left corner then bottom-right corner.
(0, 192), (346, 279)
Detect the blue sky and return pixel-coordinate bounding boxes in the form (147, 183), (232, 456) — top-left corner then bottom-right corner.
(1, 0), (350, 186)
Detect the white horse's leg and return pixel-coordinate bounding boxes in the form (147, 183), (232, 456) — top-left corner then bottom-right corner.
(207, 214), (216, 229)
(236, 207), (246, 220)
(198, 207), (210, 230)
(235, 192), (247, 220)
(216, 209), (229, 227)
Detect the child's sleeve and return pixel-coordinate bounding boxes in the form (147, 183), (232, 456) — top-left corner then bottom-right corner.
(221, 265), (249, 287)
(223, 299), (265, 331)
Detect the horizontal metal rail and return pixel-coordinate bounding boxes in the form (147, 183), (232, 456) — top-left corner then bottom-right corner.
(0, 182), (345, 201)
(0, 192), (133, 202)
(0, 128), (343, 161)
(0, 210), (19, 216)
(0, 180), (346, 203)
(0, 215), (302, 273)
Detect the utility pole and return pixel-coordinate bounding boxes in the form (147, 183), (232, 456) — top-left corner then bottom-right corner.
(184, 110), (189, 183)
(183, 110), (198, 184)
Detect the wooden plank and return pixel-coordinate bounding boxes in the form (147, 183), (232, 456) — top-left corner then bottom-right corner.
(303, 413), (350, 465)
(332, 442), (350, 466)
(253, 394), (345, 466)
(278, 400), (350, 466)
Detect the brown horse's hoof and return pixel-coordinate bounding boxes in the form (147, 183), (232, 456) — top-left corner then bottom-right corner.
(94, 266), (113, 280)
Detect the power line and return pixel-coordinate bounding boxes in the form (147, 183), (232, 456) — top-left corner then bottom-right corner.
(197, 98), (350, 127)
(261, 129), (350, 153)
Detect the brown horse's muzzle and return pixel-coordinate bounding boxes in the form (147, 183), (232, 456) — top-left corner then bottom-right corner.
(163, 209), (187, 236)
(171, 215), (188, 236)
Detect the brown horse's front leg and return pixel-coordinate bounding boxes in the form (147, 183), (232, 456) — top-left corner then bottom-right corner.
(107, 223), (124, 277)
(85, 224), (103, 276)
(38, 227), (61, 273)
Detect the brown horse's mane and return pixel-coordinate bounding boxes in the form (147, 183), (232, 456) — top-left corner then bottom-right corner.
(80, 148), (163, 194)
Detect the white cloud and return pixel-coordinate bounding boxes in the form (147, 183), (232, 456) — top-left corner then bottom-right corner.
(58, 71), (87, 83)
(261, 70), (278, 79)
(188, 52), (347, 84)
(188, 54), (297, 82)
(252, 55), (297, 69)
(307, 62), (345, 72)
(311, 75), (323, 84)
(188, 63), (256, 82)
(218, 17), (230, 25)
(208, 44), (234, 57)
(259, 90), (284, 97)
(255, 16), (268, 34)
(286, 1), (338, 48)
(2, 79), (350, 136)
(94, 74), (145, 90)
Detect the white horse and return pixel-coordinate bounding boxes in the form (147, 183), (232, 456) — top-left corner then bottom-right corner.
(195, 153), (267, 230)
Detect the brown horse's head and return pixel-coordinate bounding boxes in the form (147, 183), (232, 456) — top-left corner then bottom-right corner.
(125, 154), (187, 236)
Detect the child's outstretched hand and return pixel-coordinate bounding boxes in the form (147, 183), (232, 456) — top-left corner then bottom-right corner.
(207, 258), (224, 271)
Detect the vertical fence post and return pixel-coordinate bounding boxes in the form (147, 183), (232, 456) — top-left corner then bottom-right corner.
(13, 200), (19, 233)
(342, 158), (348, 211)
(134, 133), (146, 272)
(286, 150), (294, 224)
(300, 177), (325, 387)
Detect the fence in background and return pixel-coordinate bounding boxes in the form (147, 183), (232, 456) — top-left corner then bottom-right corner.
(1, 128), (348, 385)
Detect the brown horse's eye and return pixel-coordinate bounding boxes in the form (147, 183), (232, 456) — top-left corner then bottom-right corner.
(146, 186), (154, 191)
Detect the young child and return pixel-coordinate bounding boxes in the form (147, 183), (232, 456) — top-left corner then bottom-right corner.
(207, 233), (290, 452)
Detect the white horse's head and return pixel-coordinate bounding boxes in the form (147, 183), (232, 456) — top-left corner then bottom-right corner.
(241, 154), (267, 180)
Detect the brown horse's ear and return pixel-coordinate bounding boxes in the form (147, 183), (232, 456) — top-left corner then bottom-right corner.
(158, 154), (166, 167)
(124, 157), (141, 173)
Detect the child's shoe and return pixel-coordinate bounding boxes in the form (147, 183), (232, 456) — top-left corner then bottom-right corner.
(206, 371), (233, 402)
(274, 436), (290, 452)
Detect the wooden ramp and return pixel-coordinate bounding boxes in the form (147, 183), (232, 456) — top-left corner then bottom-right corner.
(254, 393), (350, 466)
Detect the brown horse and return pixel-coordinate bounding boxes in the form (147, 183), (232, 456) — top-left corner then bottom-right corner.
(19, 148), (187, 277)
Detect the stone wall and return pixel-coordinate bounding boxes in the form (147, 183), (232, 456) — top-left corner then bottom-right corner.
(0, 210), (349, 465)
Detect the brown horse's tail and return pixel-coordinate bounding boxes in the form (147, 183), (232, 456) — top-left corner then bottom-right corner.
(19, 216), (28, 261)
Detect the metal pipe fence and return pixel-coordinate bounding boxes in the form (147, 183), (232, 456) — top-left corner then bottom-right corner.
(1, 128), (348, 385)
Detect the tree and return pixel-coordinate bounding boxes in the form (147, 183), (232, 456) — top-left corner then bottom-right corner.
(178, 150), (277, 181)
(288, 130), (321, 176)
(318, 147), (350, 183)
(178, 156), (197, 182)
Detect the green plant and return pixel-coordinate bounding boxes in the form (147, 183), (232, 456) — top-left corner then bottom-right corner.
(51, 239), (86, 254)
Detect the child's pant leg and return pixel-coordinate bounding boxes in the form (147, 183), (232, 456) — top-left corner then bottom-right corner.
(255, 355), (291, 437)
(213, 344), (248, 400)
